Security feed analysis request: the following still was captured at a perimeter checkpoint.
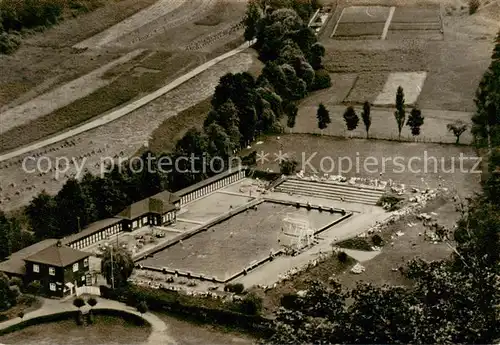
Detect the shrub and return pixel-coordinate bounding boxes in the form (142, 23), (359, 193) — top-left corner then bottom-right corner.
(26, 281), (42, 295)
(337, 251), (348, 263)
(87, 310), (95, 324)
(371, 234), (384, 247)
(280, 293), (299, 309)
(87, 297), (97, 308)
(137, 301), (148, 314)
(310, 69), (331, 91)
(9, 277), (23, 289)
(224, 283), (245, 294)
(0, 32), (21, 55)
(73, 297), (85, 309)
(18, 311), (24, 319)
(279, 158), (298, 175)
(469, 0), (480, 14)
(239, 292), (262, 315)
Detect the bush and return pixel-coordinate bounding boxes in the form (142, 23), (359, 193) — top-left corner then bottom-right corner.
(224, 283), (245, 294)
(17, 311), (24, 319)
(337, 251), (348, 263)
(73, 297), (85, 309)
(239, 292), (262, 315)
(9, 277), (23, 289)
(87, 297), (97, 308)
(371, 234), (384, 247)
(137, 301), (148, 314)
(279, 158), (298, 175)
(280, 293), (299, 309)
(0, 32), (21, 55)
(26, 281), (42, 295)
(469, 0), (480, 14)
(310, 69), (331, 91)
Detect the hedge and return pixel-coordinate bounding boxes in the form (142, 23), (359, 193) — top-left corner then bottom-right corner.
(0, 308), (151, 336)
(100, 285), (272, 336)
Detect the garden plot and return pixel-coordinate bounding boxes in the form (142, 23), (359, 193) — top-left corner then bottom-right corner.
(386, 7), (443, 40)
(343, 72), (389, 104)
(139, 202), (338, 280)
(374, 72), (427, 105)
(332, 6), (391, 39)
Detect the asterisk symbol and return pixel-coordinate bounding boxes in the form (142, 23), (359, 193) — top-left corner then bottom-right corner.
(274, 150), (288, 164)
(256, 151), (269, 165)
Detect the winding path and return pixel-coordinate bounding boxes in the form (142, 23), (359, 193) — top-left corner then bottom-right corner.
(0, 297), (176, 345)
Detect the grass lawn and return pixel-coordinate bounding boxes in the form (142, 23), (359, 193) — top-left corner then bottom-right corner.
(155, 312), (256, 345)
(0, 315), (151, 345)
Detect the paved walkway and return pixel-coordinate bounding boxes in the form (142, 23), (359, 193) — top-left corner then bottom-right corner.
(0, 297), (176, 345)
(0, 39), (255, 163)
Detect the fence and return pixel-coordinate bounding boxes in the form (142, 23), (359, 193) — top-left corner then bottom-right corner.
(76, 286), (101, 296)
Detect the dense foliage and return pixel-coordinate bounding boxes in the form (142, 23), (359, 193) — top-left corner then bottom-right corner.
(100, 245), (134, 288)
(0, 0), (104, 54)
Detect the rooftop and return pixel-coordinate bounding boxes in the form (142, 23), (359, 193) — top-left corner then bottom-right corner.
(62, 217), (123, 245)
(0, 239), (58, 276)
(117, 197), (176, 220)
(24, 242), (89, 267)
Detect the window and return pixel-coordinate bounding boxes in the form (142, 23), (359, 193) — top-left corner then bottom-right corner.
(49, 283), (56, 291)
(73, 263), (79, 272)
(84, 258), (89, 267)
(33, 264), (39, 273)
(49, 267), (55, 276)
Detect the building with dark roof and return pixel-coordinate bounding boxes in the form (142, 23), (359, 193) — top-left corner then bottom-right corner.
(23, 241), (90, 298)
(62, 217), (123, 250)
(0, 239), (58, 278)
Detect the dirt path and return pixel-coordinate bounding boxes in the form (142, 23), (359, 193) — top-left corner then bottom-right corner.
(0, 49), (146, 135)
(73, 0), (187, 49)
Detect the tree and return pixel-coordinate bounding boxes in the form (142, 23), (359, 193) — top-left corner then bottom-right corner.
(243, 0), (263, 41)
(0, 273), (18, 311)
(137, 301), (148, 315)
(361, 101), (372, 139)
(316, 103), (330, 134)
(447, 120), (468, 144)
(26, 191), (59, 240)
(55, 178), (89, 236)
(26, 280), (42, 295)
(343, 106), (359, 135)
(407, 107), (424, 138)
(0, 211), (12, 260)
(394, 86), (406, 140)
(100, 245), (134, 288)
(285, 102), (298, 132)
(73, 297), (85, 309)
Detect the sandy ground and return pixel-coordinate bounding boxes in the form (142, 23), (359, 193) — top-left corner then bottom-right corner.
(0, 52), (255, 211)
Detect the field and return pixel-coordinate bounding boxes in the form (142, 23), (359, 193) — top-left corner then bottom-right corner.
(139, 201), (340, 280)
(321, 1), (498, 111)
(243, 134), (481, 196)
(0, 52), (255, 212)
